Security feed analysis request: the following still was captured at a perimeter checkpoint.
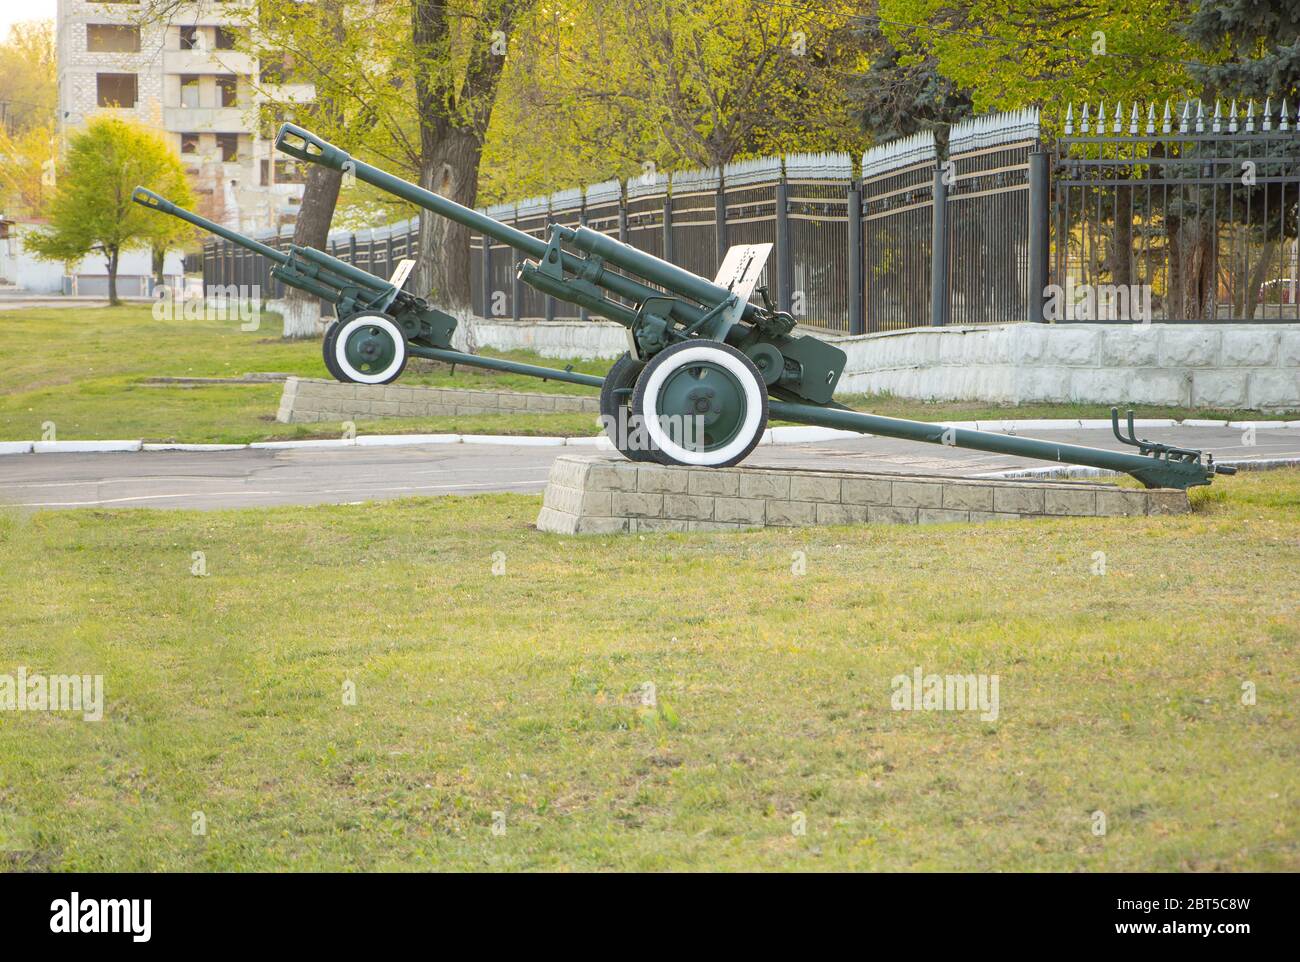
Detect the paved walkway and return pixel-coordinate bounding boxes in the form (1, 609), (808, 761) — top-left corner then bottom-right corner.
(0, 293), (156, 310)
(0, 425), (1295, 510)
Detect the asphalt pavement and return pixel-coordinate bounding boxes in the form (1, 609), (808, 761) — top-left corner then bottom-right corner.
(1, 424), (1295, 510)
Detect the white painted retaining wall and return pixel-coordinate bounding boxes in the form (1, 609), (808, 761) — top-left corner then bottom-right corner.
(472, 318), (630, 360)
(470, 319), (1300, 411)
(831, 323), (1299, 410)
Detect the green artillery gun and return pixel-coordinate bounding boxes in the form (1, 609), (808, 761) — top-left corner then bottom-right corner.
(132, 186), (458, 384)
(134, 122), (1235, 490)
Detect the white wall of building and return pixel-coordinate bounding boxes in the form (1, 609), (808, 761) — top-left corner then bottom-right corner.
(0, 225), (65, 293)
(0, 222), (183, 295)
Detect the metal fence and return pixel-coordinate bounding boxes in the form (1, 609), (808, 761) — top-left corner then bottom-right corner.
(946, 110), (1039, 324)
(862, 131), (936, 331)
(201, 102), (1300, 331)
(1055, 99), (1300, 321)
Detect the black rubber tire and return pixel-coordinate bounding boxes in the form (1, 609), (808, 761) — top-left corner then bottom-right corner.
(599, 351), (658, 462)
(631, 339), (768, 468)
(321, 320), (348, 382)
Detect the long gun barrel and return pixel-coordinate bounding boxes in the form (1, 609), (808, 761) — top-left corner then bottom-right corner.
(135, 186), (392, 297)
(134, 187), (289, 265)
(275, 125), (751, 320)
(273, 125), (782, 339)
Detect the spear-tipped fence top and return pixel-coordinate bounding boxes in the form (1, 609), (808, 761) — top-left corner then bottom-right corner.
(514, 195), (549, 219)
(584, 179), (622, 207)
(625, 168), (670, 199)
(783, 151), (854, 181)
(948, 107), (1040, 155)
(669, 165), (722, 194)
(548, 186), (583, 217)
(1065, 98), (1300, 136)
(721, 155), (782, 188)
(860, 130), (935, 179)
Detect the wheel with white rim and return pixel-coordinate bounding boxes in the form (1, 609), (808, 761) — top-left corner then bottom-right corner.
(331, 313), (408, 384)
(632, 339), (768, 468)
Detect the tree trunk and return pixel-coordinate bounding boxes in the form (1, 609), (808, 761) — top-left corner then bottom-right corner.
(413, 129), (479, 314)
(281, 0), (347, 340)
(151, 245), (165, 291)
(1243, 238), (1278, 319)
(1168, 217), (1216, 320)
(1200, 218), (1219, 319)
(1109, 184), (1133, 288)
(282, 163), (343, 338)
(1228, 239), (1244, 316)
(106, 246), (119, 306)
(409, 0), (535, 353)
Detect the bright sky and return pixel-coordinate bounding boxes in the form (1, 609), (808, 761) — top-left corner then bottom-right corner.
(1, 1), (57, 38)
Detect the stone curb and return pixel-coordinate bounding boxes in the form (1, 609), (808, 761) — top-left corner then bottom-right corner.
(3, 419), (1298, 457)
(32, 441), (142, 454)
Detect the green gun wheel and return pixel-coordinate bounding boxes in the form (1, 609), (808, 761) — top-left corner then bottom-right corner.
(632, 339), (768, 468)
(331, 312), (408, 385)
(599, 352), (658, 462)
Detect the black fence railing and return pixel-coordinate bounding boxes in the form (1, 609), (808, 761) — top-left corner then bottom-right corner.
(200, 101), (1300, 331)
(1055, 99), (1300, 322)
(863, 131), (936, 331)
(947, 115), (1037, 324)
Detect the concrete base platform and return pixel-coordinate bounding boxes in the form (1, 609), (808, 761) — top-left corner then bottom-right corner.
(535, 455), (1190, 534)
(277, 377), (598, 424)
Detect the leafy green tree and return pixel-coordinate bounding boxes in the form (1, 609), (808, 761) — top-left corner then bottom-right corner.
(877, 0), (1199, 125)
(616, 0), (864, 168)
(846, 19), (973, 148)
(0, 122), (57, 217)
(137, 0), (355, 335)
(481, 0), (869, 201)
(0, 20), (56, 135)
(142, 0), (536, 328)
(25, 117), (196, 305)
(1180, 1), (1300, 318)
(245, 0), (351, 337)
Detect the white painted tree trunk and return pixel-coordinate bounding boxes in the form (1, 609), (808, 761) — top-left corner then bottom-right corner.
(449, 305), (479, 354)
(281, 292), (324, 339)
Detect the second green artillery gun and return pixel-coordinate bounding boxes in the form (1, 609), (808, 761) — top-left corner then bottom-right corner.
(133, 122), (1236, 490)
(132, 186), (458, 384)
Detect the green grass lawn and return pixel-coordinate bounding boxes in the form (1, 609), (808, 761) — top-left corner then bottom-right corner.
(1, 470), (1295, 871)
(0, 304), (1287, 444)
(0, 305), (607, 444)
